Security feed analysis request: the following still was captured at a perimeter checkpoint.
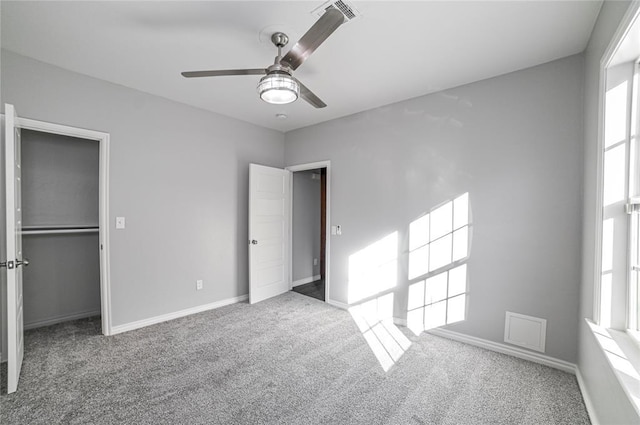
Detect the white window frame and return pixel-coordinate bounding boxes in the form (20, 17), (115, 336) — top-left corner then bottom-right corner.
(627, 64), (640, 334)
(618, 62), (640, 337)
(595, 62), (633, 331)
(628, 195), (640, 337)
(595, 61), (640, 333)
(590, 2), (640, 417)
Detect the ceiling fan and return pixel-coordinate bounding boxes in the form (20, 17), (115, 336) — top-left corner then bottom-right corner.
(181, 7), (346, 108)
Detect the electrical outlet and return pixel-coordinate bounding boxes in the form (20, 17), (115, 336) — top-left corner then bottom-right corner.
(313, 258), (318, 266)
(196, 280), (203, 290)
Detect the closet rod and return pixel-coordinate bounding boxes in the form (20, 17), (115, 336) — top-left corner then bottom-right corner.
(22, 228), (99, 236)
(22, 225), (98, 230)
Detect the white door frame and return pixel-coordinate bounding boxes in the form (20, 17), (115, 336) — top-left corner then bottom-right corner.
(286, 160), (331, 303)
(15, 116), (112, 336)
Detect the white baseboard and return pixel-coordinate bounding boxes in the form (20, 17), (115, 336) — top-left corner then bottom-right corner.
(575, 367), (600, 425)
(427, 328), (577, 374)
(327, 298), (349, 310)
(24, 310), (101, 331)
(394, 317), (407, 327)
(110, 294), (248, 335)
(292, 275), (321, 287)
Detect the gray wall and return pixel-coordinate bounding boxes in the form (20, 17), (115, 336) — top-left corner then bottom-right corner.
(285, 54), (584, 363)
(21, 129), (99, 227)
(0, 49), (285, 354)
(23, 234), (101, 327)
(579, 1), (639, 423)
(292, 170), (321, 282)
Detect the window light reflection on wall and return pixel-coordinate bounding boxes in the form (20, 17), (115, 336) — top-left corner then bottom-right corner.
(407, 193), (471, 335)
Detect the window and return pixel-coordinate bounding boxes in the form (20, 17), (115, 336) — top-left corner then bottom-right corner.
(629, 200), (640, 334)
(627, 63), (640, 334)
(598, 60), (640, 335)
(591, 4), (640, 414)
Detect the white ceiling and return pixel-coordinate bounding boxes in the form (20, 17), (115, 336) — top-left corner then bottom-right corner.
(1, 1), (602, 133)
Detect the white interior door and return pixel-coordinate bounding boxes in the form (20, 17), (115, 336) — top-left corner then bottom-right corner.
(5, 103), (24, 394)
(249, 164), (290, 304)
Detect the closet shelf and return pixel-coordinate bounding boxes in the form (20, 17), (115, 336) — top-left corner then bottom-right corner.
(21, 225), (99, 236)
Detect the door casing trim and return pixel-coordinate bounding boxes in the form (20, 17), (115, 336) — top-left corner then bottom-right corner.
(286, 160), (331, 303)
(16, 116), (112, 336)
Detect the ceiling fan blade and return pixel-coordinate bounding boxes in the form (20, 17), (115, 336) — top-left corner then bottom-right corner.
(181, 69), (266, 78)
(281, 8), (345, 71)
(297, 80), (327, 108)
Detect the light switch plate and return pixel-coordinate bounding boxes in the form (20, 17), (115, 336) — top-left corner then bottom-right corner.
(116, 217), (125, 229)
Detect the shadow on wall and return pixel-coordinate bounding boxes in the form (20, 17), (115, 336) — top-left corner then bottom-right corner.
(346, 193), (472, 372)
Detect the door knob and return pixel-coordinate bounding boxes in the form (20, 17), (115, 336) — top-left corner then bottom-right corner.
(16, 258), (29, 267)
(251, 240), (258, 245)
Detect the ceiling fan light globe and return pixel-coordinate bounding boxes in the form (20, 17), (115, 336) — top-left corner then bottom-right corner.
(257, 74), (300, 105)
(260, 89), (298, 104)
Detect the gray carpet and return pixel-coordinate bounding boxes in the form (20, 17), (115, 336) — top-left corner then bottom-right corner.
(1, 292), (590, 424)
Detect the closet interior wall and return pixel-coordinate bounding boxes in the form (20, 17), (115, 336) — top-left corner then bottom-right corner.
(291, 169), (322, 284)
(21, 129), (100, 329)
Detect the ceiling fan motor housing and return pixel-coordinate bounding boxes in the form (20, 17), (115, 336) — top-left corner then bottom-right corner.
(271, 32), (289, 48)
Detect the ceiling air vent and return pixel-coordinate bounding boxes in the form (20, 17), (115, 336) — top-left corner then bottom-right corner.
(313, 0), (361, 23)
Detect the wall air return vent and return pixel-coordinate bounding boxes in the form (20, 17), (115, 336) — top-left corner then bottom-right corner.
(504, 311), (547, 353)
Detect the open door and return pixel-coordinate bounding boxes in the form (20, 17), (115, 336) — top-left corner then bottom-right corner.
(4, 103), (25, 394)
(249, 164), (290, 304)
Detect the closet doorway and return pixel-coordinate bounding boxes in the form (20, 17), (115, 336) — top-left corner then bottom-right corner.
(21, 129), (102, 329)
(287, 161), (330, 302)
(3, 105), (111, 393)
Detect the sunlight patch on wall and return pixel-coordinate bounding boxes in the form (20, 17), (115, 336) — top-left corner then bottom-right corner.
(603, 81), (629, 207)
(605, 81), (628, 149)
(600, 218), (615, 328)
(349, 293), (411, 372)
(409, 193), (470, 280)
(348, 232), (398, 304)
(407, 264), (468, 335)
(604, 144), (627, 207)
(407, 193), (471, 335)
